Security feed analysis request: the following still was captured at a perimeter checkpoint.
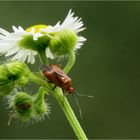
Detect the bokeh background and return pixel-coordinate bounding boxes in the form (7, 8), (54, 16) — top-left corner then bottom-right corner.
(0, 1), (140, 139)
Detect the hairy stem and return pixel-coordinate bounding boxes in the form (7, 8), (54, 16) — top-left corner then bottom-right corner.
(29, 73), (51, 91)
(37, 86), (49, 97)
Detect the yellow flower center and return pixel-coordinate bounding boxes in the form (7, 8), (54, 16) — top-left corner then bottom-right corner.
(26, 24), (48, 33)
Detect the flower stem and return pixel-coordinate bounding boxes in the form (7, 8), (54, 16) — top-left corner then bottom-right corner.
(38, 50), (48, 64)
(54, 87), (88, 140)
(29, 73), (52, 91)
(37, 86), (49, 97)
(63, 50), (76, 74)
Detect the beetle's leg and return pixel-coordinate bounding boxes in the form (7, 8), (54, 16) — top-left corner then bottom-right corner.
(62, 89), (68, 96)
(53, 85), (57, 89)
(48, 80), (53, 83)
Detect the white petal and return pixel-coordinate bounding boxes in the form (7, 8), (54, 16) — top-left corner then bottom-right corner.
(12, 26), (19, 33)
(12, 50), (21, 59)
(5, 47), (19, 56)
(21, 54), (28, 62)
(27, 51), (35, 64)
(0, 28), (10, 36)
(18, 26), (25, 32)
(45, 48), (54, 59)
(0, 44), (13, 52)
(0, 34), (6, 39)
(20, 50), (28, 62)
(78, 36), (87, 42)
(30, 53), (35, 64)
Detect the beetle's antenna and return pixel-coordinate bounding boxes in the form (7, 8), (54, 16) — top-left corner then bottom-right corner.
(72, 94), (83, 119)
(74, 91), (93, 98)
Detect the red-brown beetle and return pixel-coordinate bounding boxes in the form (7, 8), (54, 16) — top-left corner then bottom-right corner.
(41, 64), (93, 98)
(41, 64), (93, 119)
(42, 64), (74, 94)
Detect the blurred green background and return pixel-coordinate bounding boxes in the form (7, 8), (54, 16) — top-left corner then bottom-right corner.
(0, 1), (140, 139)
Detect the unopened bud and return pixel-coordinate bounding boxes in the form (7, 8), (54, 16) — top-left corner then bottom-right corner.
(0, 61), (31, 96)
(13, 92), (34, 121)
(49, 29), (78, 55)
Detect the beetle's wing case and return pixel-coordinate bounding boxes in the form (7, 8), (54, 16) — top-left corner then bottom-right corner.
(51, 65), (71, 82)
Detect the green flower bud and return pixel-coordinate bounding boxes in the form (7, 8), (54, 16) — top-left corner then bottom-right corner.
(8, 88), (50, 123)
(13, 92), (34, 121)
(34, 87), (50, 120)
(0, 61), (31, 96)
(49, 29), (78, 55)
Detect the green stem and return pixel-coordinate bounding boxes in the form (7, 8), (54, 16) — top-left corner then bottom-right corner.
(29, 73), (51, 91)
(63, 50), (76, 74)
(54, 87), (88, 140)
(37, 86), (48, 97)
(38, 50), (48, 64)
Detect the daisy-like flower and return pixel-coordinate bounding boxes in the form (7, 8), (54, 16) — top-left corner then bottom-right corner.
(0, 10), (86, 63)
(0, 25), (49, 64)
(43, 9), (86, 54)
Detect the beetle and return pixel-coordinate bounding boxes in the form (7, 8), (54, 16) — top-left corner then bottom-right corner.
(41, 64), (93, 97)
(42, 64), (74, 94)
(41, 64), (93, 119)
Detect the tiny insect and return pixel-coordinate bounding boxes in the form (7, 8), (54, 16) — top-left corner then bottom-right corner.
(41, 64), (93, 118)
(42, 64), (74, 93)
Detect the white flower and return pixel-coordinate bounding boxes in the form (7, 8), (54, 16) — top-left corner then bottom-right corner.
(0, 10), (86, 64)
(42, 9), (86, 51)
(0, 26), (40, 64)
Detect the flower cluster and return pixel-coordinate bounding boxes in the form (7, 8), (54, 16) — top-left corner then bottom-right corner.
(0, 10), (86, 125)
(0, 10), (86, 64)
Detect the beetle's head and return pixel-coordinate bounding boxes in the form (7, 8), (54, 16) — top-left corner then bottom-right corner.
(69, 87), (75, 93)
(40, 65), (52, 73)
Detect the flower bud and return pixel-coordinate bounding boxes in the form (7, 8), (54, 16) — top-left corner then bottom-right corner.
(8, 88), (50, 123)
(49, 29), (78, 55)
(12, 92), (34, 121)
(0, 61), (31, 96)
